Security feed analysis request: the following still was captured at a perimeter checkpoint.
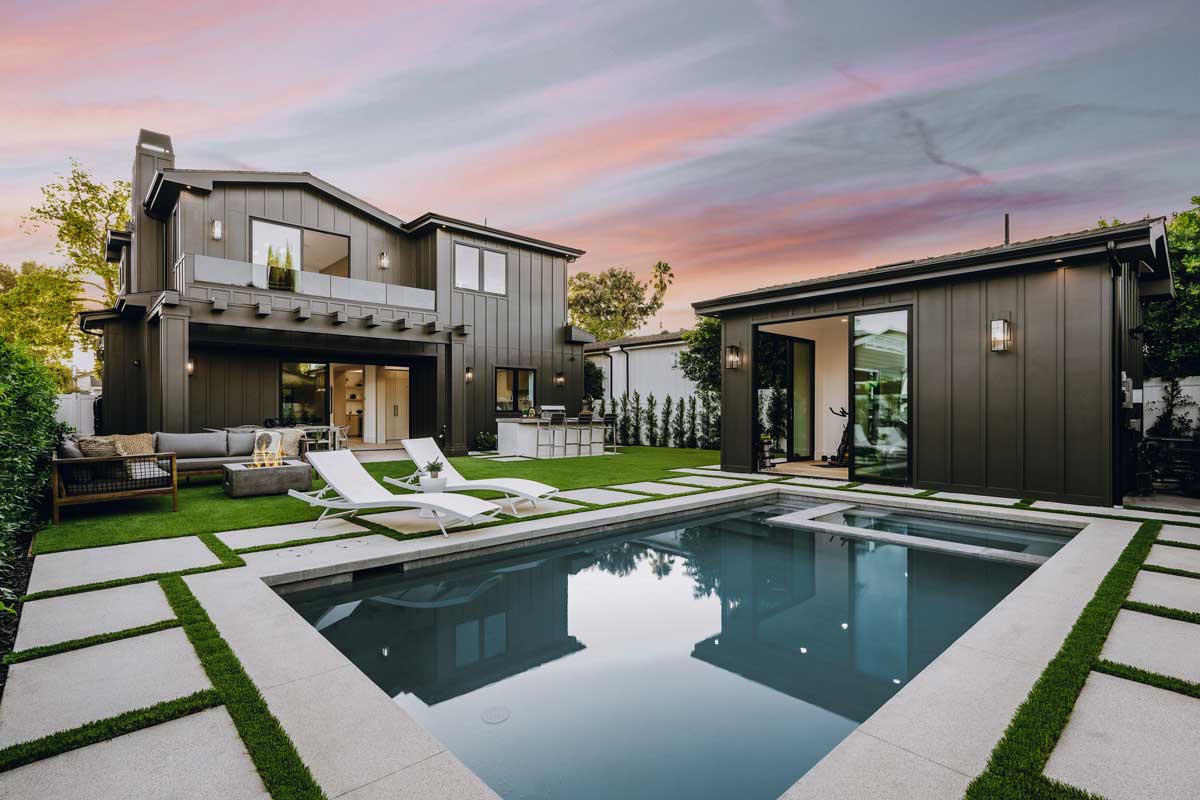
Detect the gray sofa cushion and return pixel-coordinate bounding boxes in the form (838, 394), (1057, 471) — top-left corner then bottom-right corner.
(176, 455), (256, 472)
(155, 431), (228, 459)
(228, 431), (256, 457)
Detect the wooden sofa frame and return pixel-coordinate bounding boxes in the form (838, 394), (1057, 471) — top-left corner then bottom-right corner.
(51, 452), (178, 523)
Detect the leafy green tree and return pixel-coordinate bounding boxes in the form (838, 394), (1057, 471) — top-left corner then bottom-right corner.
(631, 390), (643, 445)
(699, 390), (721, 449)
(645, 394), (659, 447)
(0, 262), (79, 365)
(617, 392), (631, 445)
(583, 359), (605, 402)
(685, 396), (698, 448)
(672, 397), (686, 448)
(679, 316), (721, 393)
(567, 262), (674, 341)
(22, 159), (131, 309)
(661, 396), (674, 447)
(765, 387), (787, 453)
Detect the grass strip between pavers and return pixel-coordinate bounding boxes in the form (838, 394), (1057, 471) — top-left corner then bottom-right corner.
(159, 575), (326, 800)
(963, 520), (1162, 800)
(21, 562), (234, 602)
(0, 689), (221, 773)
(4, 619), (181, 664)
(1141, 563), (1200, 580)
(1122, 599), (1200, 626)
(1094, 659), (1200, 701)
(1157, 538), (1200, 551)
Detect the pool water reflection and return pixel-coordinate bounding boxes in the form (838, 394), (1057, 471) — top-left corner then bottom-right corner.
(286, 503), (1033, 800)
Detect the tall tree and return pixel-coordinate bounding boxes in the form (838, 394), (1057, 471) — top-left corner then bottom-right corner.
(645, 393), (659, 447)
(0, 262), (79, 365)
(583, 359), (605, 403)
(661, 396), (674, 447)
(678, 316), (721, 393)
(22, 159), (131, 309)
(567, 262), (674, 341)
(685, 396), (698, 448)
(672, 397), (686, 448)
(631, 390), (643, 445)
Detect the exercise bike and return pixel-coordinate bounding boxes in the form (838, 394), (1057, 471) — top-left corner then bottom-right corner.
(823, 407), (851, 468)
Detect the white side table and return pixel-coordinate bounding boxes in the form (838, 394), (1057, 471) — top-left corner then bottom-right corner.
(416, 476), (448, 517)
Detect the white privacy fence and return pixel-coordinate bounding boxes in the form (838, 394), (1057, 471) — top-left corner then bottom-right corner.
(1143, 377), (1200, 432)
(55, 393), (96, 436)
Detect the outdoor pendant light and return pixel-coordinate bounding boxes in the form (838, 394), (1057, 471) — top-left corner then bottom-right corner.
(990, 319), (1012, 352)
(725, 344), (742, 370)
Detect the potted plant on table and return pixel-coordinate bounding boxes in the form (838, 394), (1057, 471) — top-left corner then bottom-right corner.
(420, 459), (448, 493)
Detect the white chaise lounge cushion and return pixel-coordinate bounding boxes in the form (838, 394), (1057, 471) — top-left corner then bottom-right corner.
(305, 450), (497, 518)
(401, 438), (556, 497)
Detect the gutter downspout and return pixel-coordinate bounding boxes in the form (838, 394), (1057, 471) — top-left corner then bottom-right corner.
(605, 346), (628, 405)
(1108, 240), (1124, 507)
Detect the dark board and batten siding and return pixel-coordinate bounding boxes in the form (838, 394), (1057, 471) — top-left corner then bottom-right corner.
(438, 229), (584, 447)
(721, 260), (1115, 505)
(176, 184), (425, 290)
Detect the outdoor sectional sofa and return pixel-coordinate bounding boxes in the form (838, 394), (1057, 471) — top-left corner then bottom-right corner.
(50, 430), (306, 521)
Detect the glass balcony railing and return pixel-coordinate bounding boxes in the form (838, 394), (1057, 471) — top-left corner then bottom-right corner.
(190, 254), (436, 311)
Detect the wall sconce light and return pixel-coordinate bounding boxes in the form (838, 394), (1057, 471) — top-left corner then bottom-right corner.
(725, 344), (742, 370)
(210, 219), (223, 241)
(378, 251), (390, 270)
(464, 366), (474, 383)
(554, 372), (566, 387)
(186, 358), (195, 376)
(990, 319), (1012, 352)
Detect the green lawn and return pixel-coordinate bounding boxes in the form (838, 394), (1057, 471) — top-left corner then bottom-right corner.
(34, 447), (721, 555)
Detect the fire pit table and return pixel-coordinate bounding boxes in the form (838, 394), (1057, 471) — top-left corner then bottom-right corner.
(223, 460), (313, 498)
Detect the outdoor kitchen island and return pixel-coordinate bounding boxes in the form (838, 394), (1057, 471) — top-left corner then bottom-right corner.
(496, 417), (607, 458)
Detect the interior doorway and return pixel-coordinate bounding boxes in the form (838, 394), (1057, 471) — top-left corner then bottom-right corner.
(381, 367), (410, 442)
(331, 365), (366, 439)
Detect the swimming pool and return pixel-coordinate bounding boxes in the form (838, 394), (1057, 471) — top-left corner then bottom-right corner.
(286, 501), (1037, 800)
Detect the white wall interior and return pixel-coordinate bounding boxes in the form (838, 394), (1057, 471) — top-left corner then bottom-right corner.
(758, 315), (849, 460)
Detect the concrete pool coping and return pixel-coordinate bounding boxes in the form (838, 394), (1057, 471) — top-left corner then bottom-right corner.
(188, 483), (1122, 799)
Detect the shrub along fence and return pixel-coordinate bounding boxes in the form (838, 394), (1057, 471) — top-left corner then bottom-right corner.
(0, 338), (63, 605)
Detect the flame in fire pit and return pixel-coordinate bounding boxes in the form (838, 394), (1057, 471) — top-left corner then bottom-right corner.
(251, 431), (285, 468)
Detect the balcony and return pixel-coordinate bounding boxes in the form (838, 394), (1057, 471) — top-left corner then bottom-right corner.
(188, 254), (436, 311)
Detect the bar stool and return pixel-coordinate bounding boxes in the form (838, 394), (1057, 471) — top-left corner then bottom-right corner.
(575, 412), (594, 456)
(602, 413), (618, 454)
(536, 412), (568, 458)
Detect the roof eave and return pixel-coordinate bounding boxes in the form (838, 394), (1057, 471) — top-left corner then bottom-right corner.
(405, 213), (585, 259)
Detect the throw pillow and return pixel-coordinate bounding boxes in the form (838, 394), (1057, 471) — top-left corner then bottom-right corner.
(77, 436), (123, 480)
(278, 428), (305, 458)
(113, 433), (158, 479)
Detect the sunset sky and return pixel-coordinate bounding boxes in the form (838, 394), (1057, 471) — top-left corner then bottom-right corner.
(3, 0), (1198, 332)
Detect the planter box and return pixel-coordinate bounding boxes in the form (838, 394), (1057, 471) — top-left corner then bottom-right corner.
(223, 460), (312, 498)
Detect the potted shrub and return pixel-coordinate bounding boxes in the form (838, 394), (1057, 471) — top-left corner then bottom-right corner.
(419, 458), (447, 493)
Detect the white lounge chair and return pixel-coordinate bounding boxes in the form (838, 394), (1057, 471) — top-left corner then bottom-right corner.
(389, 438), (559, 513)
(289, 450), (502, 535)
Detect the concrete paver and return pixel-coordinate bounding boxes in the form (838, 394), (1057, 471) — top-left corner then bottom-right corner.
(930, 491), (1016, 506)
(14, 582), (173, 652)
(609, 481), (698, 496)
(1146, 543), (1200, 574)
(1044, 672), (1200, 800)
(1101, 609), (1200, 683)
(0, 628), (209, 746)
(780, 730), (969, 799)
(670, 467), (778, 480)
(357, 509), (444, 535)
(1128, 570), (1200, 615)
(662, 475), (748, 488)
(341, 751), (502, 800)
(0, 707), (267, 799)
(27, 537), (220, 594)
(854, 483), (927, 495)
(498, 498), (583, 518)
(1159, 524), (1200, 546)
(216, 519), (367, 549)
(555, 487), (645, 505)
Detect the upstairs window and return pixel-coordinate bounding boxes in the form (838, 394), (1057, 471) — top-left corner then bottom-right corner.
(251, 219), (349, 292)
(455, 243), (507, 294)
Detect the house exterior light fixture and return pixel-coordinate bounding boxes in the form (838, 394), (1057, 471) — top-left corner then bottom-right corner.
(464, 366), (474, 383)
(725, 344), (742, 370)
(186, 358), (195, 376)
(210, 219), (223, 240)
(379, 251), (390, 269)
(990, 319), (1012, 352)
(554, 372), (565, 387)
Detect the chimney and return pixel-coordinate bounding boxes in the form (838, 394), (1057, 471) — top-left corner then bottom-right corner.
(1003, 213), (1010, 247)
(130, 129), (175, 294)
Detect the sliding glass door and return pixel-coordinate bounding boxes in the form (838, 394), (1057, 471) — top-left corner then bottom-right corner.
(789, 339), (814, 460)
(850, 309), (910, 483)
(281, 362), (329, 425)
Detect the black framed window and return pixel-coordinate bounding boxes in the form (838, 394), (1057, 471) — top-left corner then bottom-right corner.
(455, 242), (507, 295)
(281, 362), (329, 425)
(251, 219), (349, 292)
(495, 367), (535, 412)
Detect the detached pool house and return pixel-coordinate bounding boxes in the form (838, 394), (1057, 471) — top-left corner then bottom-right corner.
(694, 220), (1174, 506)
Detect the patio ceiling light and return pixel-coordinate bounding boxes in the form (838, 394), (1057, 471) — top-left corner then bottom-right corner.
(990, 318), (1012, 352)
(725, 344), (742, 370)
(210, 219), (223, 240)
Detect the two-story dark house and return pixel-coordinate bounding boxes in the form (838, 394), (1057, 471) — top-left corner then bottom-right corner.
(83, 130), (592, 455)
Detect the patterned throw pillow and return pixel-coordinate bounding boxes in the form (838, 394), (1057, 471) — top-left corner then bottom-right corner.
(278, 429), (305, 458)
(113, 433), (158, 479)
(77, 436), (123, 480)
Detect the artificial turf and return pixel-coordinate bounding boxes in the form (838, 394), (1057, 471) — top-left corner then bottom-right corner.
(161, 575), (326, 800)
(963, 521), (1162, 799)
(3, 619), (182, 664)
(33, 447), (721, 554)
